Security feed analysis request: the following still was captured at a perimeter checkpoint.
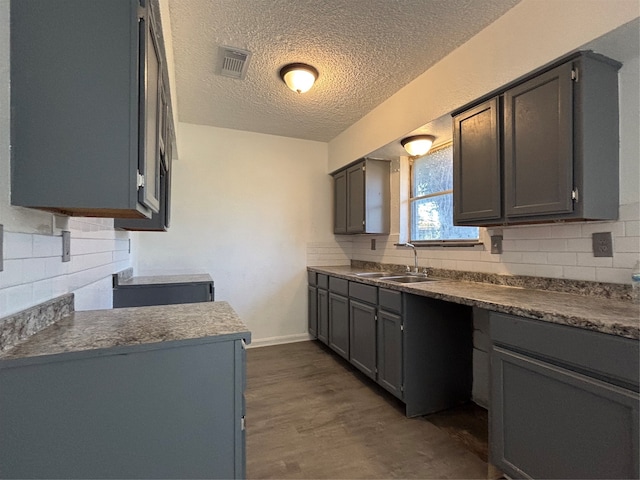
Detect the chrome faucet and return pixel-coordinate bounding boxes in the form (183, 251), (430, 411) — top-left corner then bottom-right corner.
(404, 243), (419, 274)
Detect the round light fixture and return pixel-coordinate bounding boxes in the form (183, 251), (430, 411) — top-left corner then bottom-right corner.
(401, 135), (436, 156)
(279, 63), (319, 94)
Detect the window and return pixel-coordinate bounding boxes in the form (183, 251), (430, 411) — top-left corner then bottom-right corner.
(410, 143), (479, 243)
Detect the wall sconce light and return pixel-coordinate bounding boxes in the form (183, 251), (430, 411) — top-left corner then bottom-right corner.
(401, 135), (436, 156)
(279, 63), (319, 93)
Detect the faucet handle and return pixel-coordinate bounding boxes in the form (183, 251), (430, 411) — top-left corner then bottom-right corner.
(405, 265), (411, 273)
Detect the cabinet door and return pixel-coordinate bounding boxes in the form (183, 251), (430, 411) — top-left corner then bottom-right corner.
(349, 300), (377, 379)
(333, 170), (347, 234)
(504, 62), (574, 218)
(346, 163), (365, 233)
(138, 6), (162, 213)
(328, 293), (349, 359)
(308, 285), (318, 338)
(491, 346), (639, 480)
(377, 310), (403, 399)
(453, 98), (502, 224)
(317, 288), (329, 345)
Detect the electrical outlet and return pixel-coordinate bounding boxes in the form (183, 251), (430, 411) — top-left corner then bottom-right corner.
(490, 235), (503, 254)
(592, 232), (613, 257)
(62, 231), (71, 262)
(371, 238), (376, 251)
(0, 224), (3, 272)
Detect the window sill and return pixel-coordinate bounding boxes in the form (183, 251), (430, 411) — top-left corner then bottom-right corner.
(408, 241), (483, 248)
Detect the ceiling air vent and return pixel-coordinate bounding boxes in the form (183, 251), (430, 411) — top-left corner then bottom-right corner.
(217, 46), (252, 80)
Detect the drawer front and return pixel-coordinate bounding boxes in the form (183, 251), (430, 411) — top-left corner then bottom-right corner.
(349, 282), (377, 304)
(317, 274), (329, 289)
(490, 312), (639, 388)
(329, 276), (349, 295)
(307, 271), (317, 286)
(379, 288), (402, 313)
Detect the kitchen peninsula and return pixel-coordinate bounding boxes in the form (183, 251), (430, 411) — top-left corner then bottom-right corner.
(0, 301), (250, 479)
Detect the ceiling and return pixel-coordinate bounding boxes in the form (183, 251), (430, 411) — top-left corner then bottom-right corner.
(168, 0), (522, 144)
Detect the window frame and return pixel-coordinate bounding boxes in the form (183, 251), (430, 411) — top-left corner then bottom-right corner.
(408, 141), (481, 247)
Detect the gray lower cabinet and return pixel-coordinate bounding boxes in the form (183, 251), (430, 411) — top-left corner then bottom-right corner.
(0, 336), (248, 479)
(453, 51), (621, 226)
(317, 288), (329, 344)
(308, 273), (473, 417)
(490, 312), (640, 479)
(308, 285), (318, 338)
(113, 280), (214, 308)
(328, 292), (350, 359)
(349, 299), (377, 379)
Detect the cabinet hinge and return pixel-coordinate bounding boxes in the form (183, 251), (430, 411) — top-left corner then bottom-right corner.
(400, 324), (404, 331)
(362, 165), (366, 171)
(571, 68), (579, 82)
(400, 385), (404, 392)
(375, 314), (378, 321)
(362, 220), (365, 226)
(241, 416), (246, 431)
(137, 171), (145, 189)
(571, 188), (579, 202)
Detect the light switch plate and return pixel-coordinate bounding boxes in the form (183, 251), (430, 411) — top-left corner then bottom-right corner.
(62, 231), (71, 262)
(490, 235), (503, 254)
(592, 232), (613, 257)
(0, 224), (3, 272)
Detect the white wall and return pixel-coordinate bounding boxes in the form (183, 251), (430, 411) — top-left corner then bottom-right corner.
(0, 0), (131, 318)
(133, 123), (332, 344)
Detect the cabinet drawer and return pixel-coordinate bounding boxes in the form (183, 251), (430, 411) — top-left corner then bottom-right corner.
(490, 312), (639, 389)
(379, 288), (402, 313)
(329, 276), (348, 295)
(307, 271), (317, 286)
(349, 282), (377, 304)
(317, 274), (329, 289)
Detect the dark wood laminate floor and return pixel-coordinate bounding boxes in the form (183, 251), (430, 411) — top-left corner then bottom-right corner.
(246, 340), (489, 479)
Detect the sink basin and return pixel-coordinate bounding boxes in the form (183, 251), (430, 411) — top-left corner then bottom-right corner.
(354, 272), (393, 278)
(379, 275), (437, 283)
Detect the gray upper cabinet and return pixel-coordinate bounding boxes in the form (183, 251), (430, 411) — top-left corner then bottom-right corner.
(332, 159), (390, 234)
(453, 51), (621, 226)
(10, 0), (173, 219)
(453, 98), (501, 223)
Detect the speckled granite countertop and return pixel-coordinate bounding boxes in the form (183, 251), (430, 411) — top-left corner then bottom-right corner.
(0, 301), (250, 363)
(115, 273), (213, 287)
(309, 266), (640, 340)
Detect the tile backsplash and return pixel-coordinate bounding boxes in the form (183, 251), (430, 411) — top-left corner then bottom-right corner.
(311, 201), (640, 285)
(0, 217), (130, 318)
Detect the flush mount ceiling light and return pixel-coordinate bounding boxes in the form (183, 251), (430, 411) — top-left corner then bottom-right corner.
(401, 135), (436, 157)
(279, 63), (319, 94)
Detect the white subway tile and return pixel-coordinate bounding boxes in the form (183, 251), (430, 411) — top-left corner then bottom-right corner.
(538, 239), (568, 252)
(596, 267), (631, 284)
(509, 240), (541, 252)
(619, 202), (640, 221)
(615, 237), (640, 253)
(0, 259), (24, 288)
(577, 253), (613, 267)
(32, 234), (60, 257)
(581, 221), (624, 238)
(501, 252), (523, 264)
(32, 278), (55, 305)
(563, 266), (597, 282)
(566, 238), (592, 253)
(613, 252), (640, 269)
(0, 283), (34, 317)
(3, 232), (33, 259)
(22, 258), (46, 283)
(625, 221), (640, 237)
(534, 265), (564, 278)
(547, 224), (583, 238)
(547, 252), (577, 266)
(504, 263), (537, 276)
(521, 252), (548, 265)
(44, 256), (69, 278)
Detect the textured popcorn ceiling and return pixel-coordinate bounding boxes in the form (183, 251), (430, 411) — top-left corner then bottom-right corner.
(169, 0), (522, 142)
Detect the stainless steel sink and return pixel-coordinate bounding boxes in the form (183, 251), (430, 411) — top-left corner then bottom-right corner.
(379, 275), (437, 283)
(354, 272), (393, 278)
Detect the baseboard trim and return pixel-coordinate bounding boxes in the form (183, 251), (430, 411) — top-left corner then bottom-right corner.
(246, 333), (312, 349)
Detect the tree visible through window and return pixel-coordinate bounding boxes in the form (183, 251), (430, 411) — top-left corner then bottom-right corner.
(410, 144), (479, 243)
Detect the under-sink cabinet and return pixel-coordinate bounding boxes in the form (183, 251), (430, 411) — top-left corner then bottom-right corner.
(308, 272), (473, 417)
(10, 0), (175, 219)
(452, 51), (621, 226)
(489, 312), (639, 479)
